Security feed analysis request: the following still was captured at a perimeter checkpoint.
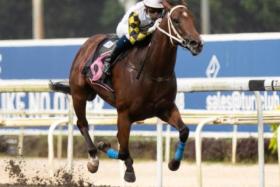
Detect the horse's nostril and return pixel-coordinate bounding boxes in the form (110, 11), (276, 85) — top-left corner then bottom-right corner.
(190, 40), (198, 47)
(182, 40), (188, 47)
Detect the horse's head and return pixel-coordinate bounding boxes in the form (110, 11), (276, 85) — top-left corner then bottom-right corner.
(159, 0), (203, 56)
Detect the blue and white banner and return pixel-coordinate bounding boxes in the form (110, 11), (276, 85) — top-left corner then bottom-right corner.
(0, 34), (280, 113)
(176, 34), (280, 111)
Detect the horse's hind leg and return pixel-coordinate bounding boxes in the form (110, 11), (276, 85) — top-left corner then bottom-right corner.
(159, 104), (189, 171)
(98, 111), (136, 182)
(72, 89), (99, 173)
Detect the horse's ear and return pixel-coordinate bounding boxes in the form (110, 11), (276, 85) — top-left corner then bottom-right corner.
(162, 0), (172, 11)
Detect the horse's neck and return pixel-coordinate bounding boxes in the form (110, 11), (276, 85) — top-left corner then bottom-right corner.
(145, 19), (177, 78)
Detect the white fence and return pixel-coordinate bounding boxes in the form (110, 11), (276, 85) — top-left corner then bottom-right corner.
(0, 79), (280, 187)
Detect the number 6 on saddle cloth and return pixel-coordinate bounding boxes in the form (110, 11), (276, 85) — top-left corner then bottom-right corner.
(82, 35), (131, 92)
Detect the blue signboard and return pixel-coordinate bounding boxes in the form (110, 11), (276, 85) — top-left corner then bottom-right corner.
(176, 38), (280, 111)
(0, 45), (78, 79)
(0, 34), (280, 132)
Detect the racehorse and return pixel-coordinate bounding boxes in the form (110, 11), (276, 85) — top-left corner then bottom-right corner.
(50, 0), (202, 183)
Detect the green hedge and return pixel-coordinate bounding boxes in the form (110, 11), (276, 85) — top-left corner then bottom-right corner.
(0, 136), (277, 163)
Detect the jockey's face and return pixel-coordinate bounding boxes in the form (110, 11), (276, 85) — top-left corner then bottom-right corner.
(146, 7), (163, 21)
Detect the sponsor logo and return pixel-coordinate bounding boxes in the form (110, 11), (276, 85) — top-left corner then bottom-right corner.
(205, 55), (280, 111)
(0, 93), (105, 116)
(206, 91), (280, 111)
(206, 55), (220, 78)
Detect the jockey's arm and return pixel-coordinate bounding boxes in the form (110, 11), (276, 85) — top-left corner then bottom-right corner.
(128, 12), (151, 45)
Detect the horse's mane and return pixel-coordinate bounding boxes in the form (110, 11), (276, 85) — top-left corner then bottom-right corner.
(166, 0), (187, 6)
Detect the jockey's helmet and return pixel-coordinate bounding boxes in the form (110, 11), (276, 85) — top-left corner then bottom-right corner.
(143, 0), (164, 9)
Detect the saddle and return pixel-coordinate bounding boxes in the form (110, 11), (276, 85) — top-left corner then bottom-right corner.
(82, 34), (119, 92)
(82, 34), (152, 92)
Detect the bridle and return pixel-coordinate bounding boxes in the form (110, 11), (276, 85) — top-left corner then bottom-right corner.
(156, 5), (189, 47)
(137, 5), (192, 80)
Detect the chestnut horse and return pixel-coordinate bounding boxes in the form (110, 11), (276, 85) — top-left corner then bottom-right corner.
(51, 1), (202, 183)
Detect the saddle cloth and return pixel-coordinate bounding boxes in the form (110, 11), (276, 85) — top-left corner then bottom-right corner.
(82, 35), (119, 92)
(82, 34), (152, 92)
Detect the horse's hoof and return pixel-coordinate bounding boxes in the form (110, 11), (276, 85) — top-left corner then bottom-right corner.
(168, 159), (181, 171)
(124, 171), (136, 183)
(87, 156), (99, 173)
(97, 141), (111, 152)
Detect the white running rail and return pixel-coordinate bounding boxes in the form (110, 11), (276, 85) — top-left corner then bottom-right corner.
(0, 78), (279, 187)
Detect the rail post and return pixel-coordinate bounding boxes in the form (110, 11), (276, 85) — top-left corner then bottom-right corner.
(18, 127), (24, 156)
(195, 117), (219, 187)
(67, 95), (74, 173)
(48, 119), (68, 177)
(165, 125), (171, 163)
(255, 91), (265, 187)
(232, 125), (238, 164)
(57, 125), (63, 159)
(156, 118), (163, 187)
(277, 125), (280, 185)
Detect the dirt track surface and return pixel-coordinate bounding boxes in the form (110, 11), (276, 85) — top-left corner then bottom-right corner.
(0, 158), (279, 187)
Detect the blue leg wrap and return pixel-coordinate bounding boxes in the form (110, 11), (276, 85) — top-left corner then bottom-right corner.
(174, 141), (186, 161)
(106, 148), (119, 159)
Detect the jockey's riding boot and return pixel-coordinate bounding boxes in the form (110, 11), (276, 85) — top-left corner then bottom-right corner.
(100, 36), (132, 84)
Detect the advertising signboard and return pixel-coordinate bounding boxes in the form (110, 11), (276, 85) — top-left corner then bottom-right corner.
(0, 34), (279, 131)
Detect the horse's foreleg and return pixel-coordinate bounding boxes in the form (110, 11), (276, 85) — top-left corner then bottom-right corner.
(97, 112), (135, 182)
(117, 113), (135, 183)
(72, 93), (99, 173)
(159, 105), (189, 171)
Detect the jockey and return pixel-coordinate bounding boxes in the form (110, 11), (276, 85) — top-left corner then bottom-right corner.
(102, 0), (164, 80)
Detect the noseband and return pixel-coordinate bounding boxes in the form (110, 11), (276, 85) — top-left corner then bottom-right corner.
(156, 5), (188, 47)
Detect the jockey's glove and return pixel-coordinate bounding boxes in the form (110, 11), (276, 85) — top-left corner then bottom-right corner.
(148, 18), (162, 34)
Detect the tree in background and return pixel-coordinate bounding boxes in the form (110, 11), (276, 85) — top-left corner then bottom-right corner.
(44, 0), (124, 38)
(100, 0), (124, 30)
(0, 0), (32, 39)
(0, 0), (279, 39)
(210, 0), (280, 33)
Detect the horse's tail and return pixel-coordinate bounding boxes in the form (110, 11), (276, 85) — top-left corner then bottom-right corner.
(49, 80), (71, 95)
